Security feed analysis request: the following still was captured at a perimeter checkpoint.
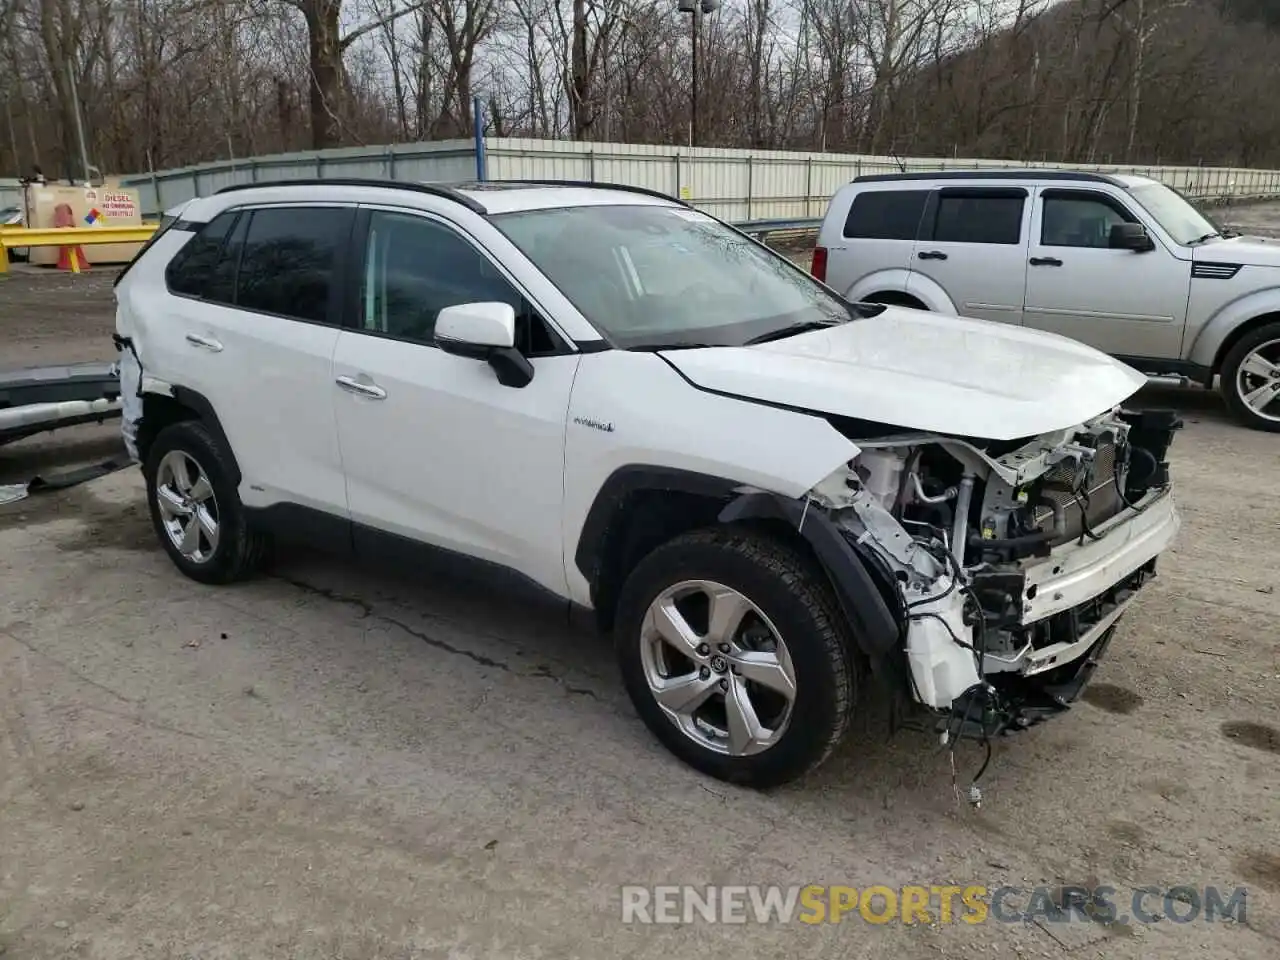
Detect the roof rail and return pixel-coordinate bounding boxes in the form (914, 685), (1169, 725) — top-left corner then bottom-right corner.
(489, 179), (689, 207)
(213, 177), (488, 214)
(852, 170), (1120, 186)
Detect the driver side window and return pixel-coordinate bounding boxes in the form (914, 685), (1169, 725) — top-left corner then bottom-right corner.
(1041, 193), (1135, 249)
(359, 211), (561, 355)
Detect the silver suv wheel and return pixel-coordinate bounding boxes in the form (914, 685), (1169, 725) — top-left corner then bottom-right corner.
(154, 449), (220, 563)
(1234, 338), (1280, 424)
(639, 579), (797, 757)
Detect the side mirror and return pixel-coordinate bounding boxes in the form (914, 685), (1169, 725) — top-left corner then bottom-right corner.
(435, 302), (534, 388)
(1110, 222), (1155, 252)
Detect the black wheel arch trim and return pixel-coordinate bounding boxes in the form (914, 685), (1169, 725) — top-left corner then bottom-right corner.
(717, 491), (901, 665)
(155, 386), (242, 487)
(573, 465), (740, 586)
(575, 465), (902, 666)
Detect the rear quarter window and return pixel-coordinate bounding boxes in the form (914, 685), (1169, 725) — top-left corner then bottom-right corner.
(112, 212), (183, 288)
(843, 190), (929, 240)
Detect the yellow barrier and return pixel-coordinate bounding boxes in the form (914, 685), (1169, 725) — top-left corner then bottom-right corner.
(0, 224), (158, 275)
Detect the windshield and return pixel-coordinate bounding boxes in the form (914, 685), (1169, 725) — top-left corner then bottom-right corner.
(1127, 182), (1220, 245)
(492, 204), (854, 348)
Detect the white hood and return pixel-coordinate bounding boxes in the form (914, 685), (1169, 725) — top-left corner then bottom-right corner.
(1196, 234), (1280, 268)
(660, 308), (1147, 441)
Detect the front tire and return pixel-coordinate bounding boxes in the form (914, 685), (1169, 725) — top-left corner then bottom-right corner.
(616, 527), (858, 787)
(1221, 321), (1280, 432)
(143, 420), (269, 583)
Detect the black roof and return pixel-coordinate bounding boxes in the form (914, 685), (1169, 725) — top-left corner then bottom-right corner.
(214, 177), (488, 213)
(213, 177), (684, 215)
(852, 169), (1125, 186)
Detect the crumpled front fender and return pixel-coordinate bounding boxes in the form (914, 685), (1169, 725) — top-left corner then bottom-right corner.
(718, 491), (902, 668)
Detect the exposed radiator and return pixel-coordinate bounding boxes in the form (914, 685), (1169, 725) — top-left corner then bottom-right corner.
(1032, 439), (1124, 544)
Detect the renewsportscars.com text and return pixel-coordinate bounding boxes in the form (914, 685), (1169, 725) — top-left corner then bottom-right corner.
(620, 884), (1248, 926)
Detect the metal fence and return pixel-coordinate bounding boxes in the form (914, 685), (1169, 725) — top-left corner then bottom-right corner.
(117, 138), (1280, 219)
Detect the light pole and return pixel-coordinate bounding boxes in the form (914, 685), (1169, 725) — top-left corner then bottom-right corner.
(677, 0), (719, 147)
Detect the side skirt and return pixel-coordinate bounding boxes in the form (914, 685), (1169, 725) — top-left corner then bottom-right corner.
(244, 502), (588, 625)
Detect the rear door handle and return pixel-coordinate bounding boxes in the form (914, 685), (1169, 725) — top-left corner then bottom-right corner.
(335, 375), (387, 400)
(184, 333), (223, 352)
(1029, 257), (1063, 267)
(917, 250), (948, 261)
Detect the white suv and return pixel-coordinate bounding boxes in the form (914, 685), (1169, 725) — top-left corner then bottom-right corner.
(114, 178), (1181, 787)
(814, 170), (1280, 431)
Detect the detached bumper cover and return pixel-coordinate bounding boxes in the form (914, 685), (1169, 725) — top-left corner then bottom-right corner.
(0, 362), (123, 445)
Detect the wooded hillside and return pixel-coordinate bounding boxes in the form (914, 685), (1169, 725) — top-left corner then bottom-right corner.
(2, 0), (1278, 180)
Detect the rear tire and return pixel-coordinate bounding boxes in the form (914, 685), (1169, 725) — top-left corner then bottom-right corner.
(1221, 321), (1280, 432)
(143, 420), (270, 583)
(616, 527), (858, 787)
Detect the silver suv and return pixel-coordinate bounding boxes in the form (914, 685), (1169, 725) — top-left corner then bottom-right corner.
(814, 170), (1280, 432)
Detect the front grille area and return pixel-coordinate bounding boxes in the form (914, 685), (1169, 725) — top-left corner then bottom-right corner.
(1031, 440), (1124, 544)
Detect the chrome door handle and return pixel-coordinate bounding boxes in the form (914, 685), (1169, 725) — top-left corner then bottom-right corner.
(335, 375), (387, 400)
(185, 333), (223, 352)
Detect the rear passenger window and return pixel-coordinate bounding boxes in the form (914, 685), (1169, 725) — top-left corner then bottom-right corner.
(843, 190), (928, 240)
(932, 191), (1026, 245)
(165, 212), (239, 299)
(235, 207), (351, 324)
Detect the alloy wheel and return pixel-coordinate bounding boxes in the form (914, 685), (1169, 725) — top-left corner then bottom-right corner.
(639, 579), (797, 757)
(1235, 338), (1280, 423)
(155, 449), (220, 563)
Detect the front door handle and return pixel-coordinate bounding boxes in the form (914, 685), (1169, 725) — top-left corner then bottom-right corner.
(1029, 256), (1063, 267)
(184, 333), (223, 352)
(335, 375), (387, 400)
(917, 250), (948, 261)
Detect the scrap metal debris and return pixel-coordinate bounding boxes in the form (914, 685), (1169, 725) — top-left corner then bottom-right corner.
(0, 455), (133, 507)
(0, 484), (28, 505)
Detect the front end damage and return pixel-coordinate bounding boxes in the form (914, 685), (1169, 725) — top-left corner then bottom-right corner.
(806, 408), (1182, 740)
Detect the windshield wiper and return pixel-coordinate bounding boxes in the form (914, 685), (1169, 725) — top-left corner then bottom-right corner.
(1187, 231), (1221, 245)
(744, 320), (844, 345)
(632, 342), (723, 351)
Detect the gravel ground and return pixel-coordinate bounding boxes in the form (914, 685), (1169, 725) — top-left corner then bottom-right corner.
(1, 232), (1279, 959)
(0, 266), (122, 370)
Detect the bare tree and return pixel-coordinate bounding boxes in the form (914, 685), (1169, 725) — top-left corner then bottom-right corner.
(3, 0), (1280, 178)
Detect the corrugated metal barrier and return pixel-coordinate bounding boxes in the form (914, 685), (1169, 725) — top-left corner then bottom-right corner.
(116, 139), (1280, 221)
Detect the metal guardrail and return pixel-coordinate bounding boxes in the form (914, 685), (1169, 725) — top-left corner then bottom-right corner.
(0, 224), (157, 274)
(734, 217), (822, 239)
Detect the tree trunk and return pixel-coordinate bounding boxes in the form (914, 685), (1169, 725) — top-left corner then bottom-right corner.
(1126, 0), (1147, 162)
(39, 0), (80, 180)
(303, 0), (345, 149)
(570, 0), (591, 140)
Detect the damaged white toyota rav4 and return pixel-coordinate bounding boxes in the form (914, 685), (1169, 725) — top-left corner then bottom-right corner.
(114, 178), (1182, 787)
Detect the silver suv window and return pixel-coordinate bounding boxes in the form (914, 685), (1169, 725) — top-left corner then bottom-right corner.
(930, 189), (1026, 245)
(1041, 192), (1136, 248)
(843, 190), (928, 240)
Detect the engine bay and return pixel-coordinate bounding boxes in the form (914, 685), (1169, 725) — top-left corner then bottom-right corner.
(807, 407), (1182, 744)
